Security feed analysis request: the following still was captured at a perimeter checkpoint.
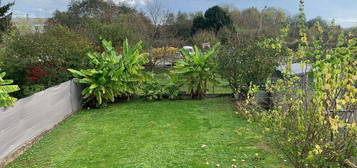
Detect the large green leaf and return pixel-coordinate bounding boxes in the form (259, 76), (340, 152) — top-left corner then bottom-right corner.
(0, 70), (20, 107)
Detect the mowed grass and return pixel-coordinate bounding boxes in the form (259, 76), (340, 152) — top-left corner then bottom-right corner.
(6, 98), (288, 168)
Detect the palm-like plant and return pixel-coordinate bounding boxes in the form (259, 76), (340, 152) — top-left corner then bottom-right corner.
(172, 44), (220, 99)
(0, 71), (20, 107)
(69, 39), (148, 107)
(119, 39), (150, 96)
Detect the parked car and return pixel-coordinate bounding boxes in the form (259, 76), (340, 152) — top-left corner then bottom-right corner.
(182, 46), (195, 55)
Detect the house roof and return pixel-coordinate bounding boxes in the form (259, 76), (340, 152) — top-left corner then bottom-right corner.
(277, 63), (312, 75)
(12, 18), (48, 26)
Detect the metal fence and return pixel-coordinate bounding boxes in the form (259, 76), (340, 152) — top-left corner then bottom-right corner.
(0, 80), (82, 165)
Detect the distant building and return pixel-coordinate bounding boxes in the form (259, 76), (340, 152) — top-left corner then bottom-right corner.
(201, 43), (211, 50)
(276, 63), (312, 77)
(274, 63), (313, 88)
(12, 17), (48, 33)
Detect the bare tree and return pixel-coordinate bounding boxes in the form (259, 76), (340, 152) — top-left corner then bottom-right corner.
(144, 0), (170, 39)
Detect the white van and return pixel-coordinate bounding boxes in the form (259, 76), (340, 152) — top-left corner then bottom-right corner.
(182, 46), (195, 55)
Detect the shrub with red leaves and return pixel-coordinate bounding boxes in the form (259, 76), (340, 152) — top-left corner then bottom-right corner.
(26, 66), (49, 82)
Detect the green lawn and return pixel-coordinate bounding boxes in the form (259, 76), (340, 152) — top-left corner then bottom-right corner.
(6, 98), (288, 168)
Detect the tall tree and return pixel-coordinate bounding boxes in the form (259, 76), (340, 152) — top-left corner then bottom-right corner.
(238, 7), (260, 29)
(0, 0), (14, 35)
(191, 5), (232, 34)
(173, 12), (192, 38)
(47, 0), (140, 46)
(49, 0), (135, 29)
(144, 0), (172, 44)
(191, 15), (206, 34)
(204, 5), (232, 33)
(306, 16), (328, 29)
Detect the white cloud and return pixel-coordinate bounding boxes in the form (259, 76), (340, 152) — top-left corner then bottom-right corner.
(112, 0), (150, 6)
(334, 18), (357, 23)
(328, 18), (357, 27)
(12, 10), (36, 18)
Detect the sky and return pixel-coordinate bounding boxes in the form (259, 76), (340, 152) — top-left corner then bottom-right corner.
(3, 0), (357, 28)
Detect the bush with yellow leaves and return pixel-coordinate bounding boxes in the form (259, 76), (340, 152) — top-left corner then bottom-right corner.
(253, 1), (357, 167)
(263, 38), (356, 167)
(147, 47), (179, 69)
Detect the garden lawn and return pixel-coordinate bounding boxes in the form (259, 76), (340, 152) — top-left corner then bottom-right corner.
(6, 97), (289, 168)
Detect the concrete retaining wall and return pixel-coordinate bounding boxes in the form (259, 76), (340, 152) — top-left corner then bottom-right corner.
(0, 80), (82, 165)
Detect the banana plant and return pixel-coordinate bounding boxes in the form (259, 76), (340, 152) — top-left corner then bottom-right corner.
(0, 71), (20, 107)
(142, 73), (182, 101)
(69, 39), (148, 107)
(172, 43), (220, 99)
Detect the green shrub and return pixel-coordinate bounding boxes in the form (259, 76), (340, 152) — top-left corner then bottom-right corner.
(69, 39), (148, 107)
(217, 29), (286, 99)
(142, 74), (181, 101)
(234, 84), (263, 121)
(0, 70), (20, 107)
(142, 78), (165, 101)
(172, 44), (220, 99)
(0, 25), (92, 98)
(163, 74), (182, 100)
(22, 84), (45, 97)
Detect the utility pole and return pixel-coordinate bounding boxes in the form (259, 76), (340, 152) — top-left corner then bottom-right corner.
(26, 13), (29, 23)
(259, 6), (267, 31)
